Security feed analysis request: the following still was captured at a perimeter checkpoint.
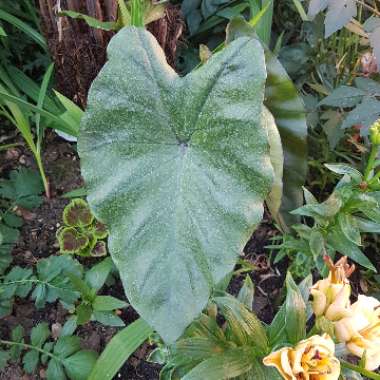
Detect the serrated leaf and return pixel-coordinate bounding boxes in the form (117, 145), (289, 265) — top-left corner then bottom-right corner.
(10, 325), (24, 360)
(325, 0), (357, 38)
(23, 350), (39, 374)
(31, 322), (50, 347)
(63, 350), (98, 380)
(46, 358), (66, 380)
(41, 342), (54, 365)
(78, 27), (273, 342)
(93, 295), (127, 311)
(54, 336), (80, 358)
(319, 86), (366, 108)
(0, 350), (10, 370)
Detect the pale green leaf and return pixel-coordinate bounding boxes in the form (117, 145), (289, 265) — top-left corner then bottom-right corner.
(78, 26), (273, 342)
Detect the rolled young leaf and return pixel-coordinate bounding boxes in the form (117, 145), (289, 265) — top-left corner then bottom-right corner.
(79, 27), (273, 342)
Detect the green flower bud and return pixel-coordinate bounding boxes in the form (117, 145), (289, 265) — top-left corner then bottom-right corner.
(370, 119), (380, 145)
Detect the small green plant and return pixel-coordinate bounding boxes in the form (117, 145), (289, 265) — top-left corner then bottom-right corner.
(0, 168), (43, 274)
(270, 119), (380, 277)
(57, 199), (108, 257)
(0, 254), (124, 327)
(0, 323), (98, 380)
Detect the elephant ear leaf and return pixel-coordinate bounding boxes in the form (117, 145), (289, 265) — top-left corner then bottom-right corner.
(78, 26), (273, 343)
(226, 18), (308, 230)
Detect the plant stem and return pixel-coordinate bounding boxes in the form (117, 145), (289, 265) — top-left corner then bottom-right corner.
(0, 340), (60, 362)
(341, 360), (380, 379)
(364, 145), (380, 181)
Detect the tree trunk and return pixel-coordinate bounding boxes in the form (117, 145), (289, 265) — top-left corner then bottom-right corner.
(38, 0), (184, 108)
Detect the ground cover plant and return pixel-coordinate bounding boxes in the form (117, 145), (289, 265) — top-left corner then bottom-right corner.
(1, 0), (380, 379)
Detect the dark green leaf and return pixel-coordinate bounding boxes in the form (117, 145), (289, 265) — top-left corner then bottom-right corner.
(341, 98), (380, 132)
(0, 350), (10, 370)
(319, 86), (366, 108)
(328, 227), (376, 271)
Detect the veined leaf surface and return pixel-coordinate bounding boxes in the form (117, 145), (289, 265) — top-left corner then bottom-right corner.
(79, 27), (273, 342)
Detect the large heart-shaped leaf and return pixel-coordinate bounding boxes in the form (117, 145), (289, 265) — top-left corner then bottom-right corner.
(78, 27), (273, 342)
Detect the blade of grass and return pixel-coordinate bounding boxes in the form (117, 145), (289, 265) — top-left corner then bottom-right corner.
(36, 63), (54, 154)
(256, 0), (274, 46)
(0, 90), (77, 136)
(117, 0), (131, 26)
(291, 0), (309, 21)
(0, 9), (47, 51)
(88, 318), (153, 380)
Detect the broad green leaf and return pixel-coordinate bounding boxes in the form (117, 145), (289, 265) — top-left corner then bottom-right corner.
(0, 351), (10, 370)
(63, 350), (98, 380)
(88, 318), (153, 380)
(78, 27), (273, 342)
(182, 347), (253, 380)
(76, 303), (93, 325)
